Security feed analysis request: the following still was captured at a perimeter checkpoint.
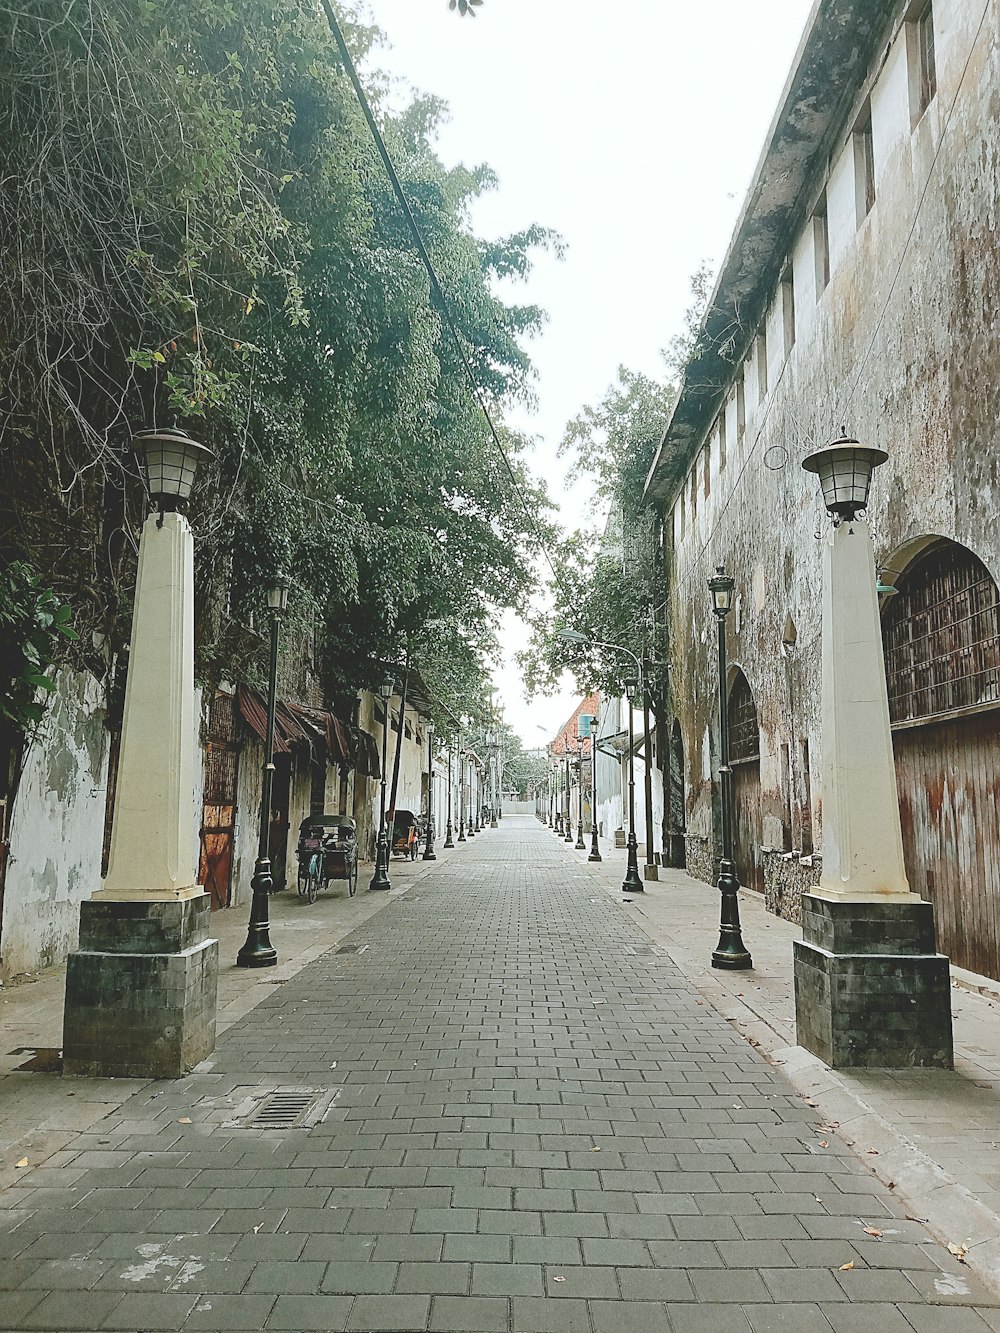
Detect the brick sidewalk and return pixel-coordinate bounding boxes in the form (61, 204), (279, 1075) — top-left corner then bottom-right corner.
(1, 819), (998, 1331)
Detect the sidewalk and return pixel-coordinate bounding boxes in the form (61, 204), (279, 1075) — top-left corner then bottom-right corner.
(0, 844), (446, 1192)
(562, 825), (1000, 1296)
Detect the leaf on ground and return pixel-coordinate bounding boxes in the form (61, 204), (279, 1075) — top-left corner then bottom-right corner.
(839, 1261), (855, 1271)
(947, 1242), (968, 1262)
(15, 1158), (29, 1168)
(818, 1140), (829, 1149)
(552, 1275), (566, 1283)
(866, 1147), (878, 1154)
(862, 1226), (883, 1238)
(177, 1117), (192, 1124)
(253, 1224), (263, 1234)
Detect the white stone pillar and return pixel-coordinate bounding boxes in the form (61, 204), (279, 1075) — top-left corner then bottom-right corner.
(98, 510), (201, 901)
(814, 520), (918, 902)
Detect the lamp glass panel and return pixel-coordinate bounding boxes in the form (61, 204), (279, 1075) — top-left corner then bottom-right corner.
(818, 448), (874, 512)
(142, 438), (201, 500)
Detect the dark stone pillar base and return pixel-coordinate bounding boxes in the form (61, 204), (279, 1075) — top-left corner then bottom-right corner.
(793, 893), (953, 1069)
(63, 896), (218, 1079)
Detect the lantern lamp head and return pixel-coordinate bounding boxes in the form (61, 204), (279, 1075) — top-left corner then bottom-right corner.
(624, 676), (638, 700)
(134, 427), (214, 511)
(802, 430), (888, 521)
(427, 720), (435, 737)
(708, 566), (735, 618)
(379, 677), (394, 700)
(265, 575), (291, 616)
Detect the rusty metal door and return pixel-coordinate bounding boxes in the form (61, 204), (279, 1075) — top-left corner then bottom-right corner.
(894, 713), (1000, 978)
(199, 691), (239, 910)
(883, 541), (1000, 978)
(729, 671), (764, 894)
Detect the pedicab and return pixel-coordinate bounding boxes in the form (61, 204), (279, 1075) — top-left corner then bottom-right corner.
(295, 814), (359, 903)
(390, 809), (420, 861)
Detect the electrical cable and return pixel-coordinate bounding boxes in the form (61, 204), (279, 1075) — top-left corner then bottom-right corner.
(319, 0), (566, 595)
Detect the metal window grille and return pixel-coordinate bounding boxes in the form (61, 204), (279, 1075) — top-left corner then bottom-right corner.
(728, 672), (760, 763)
(883, 542), (1000, 724)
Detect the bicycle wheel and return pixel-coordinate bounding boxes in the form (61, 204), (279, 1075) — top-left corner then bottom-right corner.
(348, 857), (358, 897)
(306, 854), (320, 904)
(297, 863), (308, 897)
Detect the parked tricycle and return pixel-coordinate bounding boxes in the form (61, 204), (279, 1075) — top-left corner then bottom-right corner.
(295, 814), (359, 903)
(390, 809), (420, 861)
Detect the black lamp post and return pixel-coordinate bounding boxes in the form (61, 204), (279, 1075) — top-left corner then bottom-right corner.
(368, 676), (395, 891)
(422, 722), (436, 861)
(622, 677), (645, 894)
(553, 757), (562, 832)
(468, 756), (477, 837)
(563, 754), (573, 842)
(457, 747), (467, 842)
(444, 740), (455, 848)
(237, 575), (290, 968)
(708, 566), (752, 969)
(489, 733), (499, 828)
(575, 739), (586, 849)
(588, 726), (602, 863)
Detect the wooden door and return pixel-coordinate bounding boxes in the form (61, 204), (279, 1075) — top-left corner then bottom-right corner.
(199, 691), (239, 909)
(894, 713), (1000, 978)
(883, 540), (1000, 979)
(728, 671), (764, 894)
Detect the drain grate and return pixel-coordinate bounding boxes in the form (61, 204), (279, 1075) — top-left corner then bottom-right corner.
(221, 1086), (338, 1131)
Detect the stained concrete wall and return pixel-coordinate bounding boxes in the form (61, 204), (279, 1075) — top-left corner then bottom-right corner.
(1, 670), (204, 981)
(656, 0), (1000, 898)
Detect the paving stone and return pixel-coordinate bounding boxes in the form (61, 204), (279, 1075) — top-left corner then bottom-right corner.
(346, 1294), (431, 1330)
(589, 1300), (673, 1333)
(511, 1296), (592, 1332)
(743, 1304), (843, 1332)
(102, 1292), (199, 1328)
(19, 1290), (124, 1330)
(264, 1294), (353, 1330)
(428, 1295), (509, 1331)
(244, 1260), (327, 1293)
(471, 1262), (544, 1296)
(395, 1261), (470, 1295)
(320, 1260), (398, 1294)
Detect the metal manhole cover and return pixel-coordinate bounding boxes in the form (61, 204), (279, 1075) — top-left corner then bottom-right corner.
(221, 1087), (338, 1130)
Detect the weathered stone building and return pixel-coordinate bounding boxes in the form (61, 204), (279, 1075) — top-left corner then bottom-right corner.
(645, 0), (1000, 974)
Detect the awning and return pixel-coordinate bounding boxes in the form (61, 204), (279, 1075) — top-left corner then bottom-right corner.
(237, 687), (365, 769)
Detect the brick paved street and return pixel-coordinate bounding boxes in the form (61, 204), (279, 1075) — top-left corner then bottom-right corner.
(2, 817), (999, 1332)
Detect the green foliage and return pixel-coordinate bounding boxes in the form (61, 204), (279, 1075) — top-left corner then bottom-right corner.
(0, 0), (556, 705)
(0, 564), (79, 730)
(449, 0), (484, 14)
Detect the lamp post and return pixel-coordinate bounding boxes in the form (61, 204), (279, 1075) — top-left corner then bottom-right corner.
(622, 677), (645, 894)
(553, 757), (562, 833)
(575, 738), (586, 850)
(236, 576), (291, 967)
(368, 676), (395, 891)
(468, 756), (477, 837)
(422, 721), (436, 861)
(793, 432), (951, 1066)
(489, 733), (499, 828)
(707, 566), (752, 968)
(457, 748), (467, 842)
(444, 740), (455, 848)
(588, 725), (602, 862)
(563, 753), (573, 843)
(64, 427), (221, 1077)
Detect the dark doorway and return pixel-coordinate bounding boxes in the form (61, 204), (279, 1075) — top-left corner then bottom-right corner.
(666, 719), (686, 868)
(728, 670), (763, 894)
(268, 753), (292, 891)
(199, 691), (240, 909)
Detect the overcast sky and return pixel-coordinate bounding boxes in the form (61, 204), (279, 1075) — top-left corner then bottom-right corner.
(366, 0), (814, 744)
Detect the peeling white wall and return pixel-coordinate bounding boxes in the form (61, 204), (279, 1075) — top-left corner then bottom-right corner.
(2, 670), (108, 980)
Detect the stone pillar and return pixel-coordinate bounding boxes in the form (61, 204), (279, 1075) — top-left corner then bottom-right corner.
(63, 511), (218, 1078)
(793, 520), (952, 1068)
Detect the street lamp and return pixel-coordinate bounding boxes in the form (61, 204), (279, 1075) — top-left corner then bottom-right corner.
(707, 566), (752, 969)
(588, 724), (602, 863)
(135, 426), (215, 521)
(622, 678), (645, 894)
(574, 737), (586, 850)
(793, 434), (951, 1067)
(563, 752), (573, 842)
(444, 739), (455, 848)
(368, 675), (395, 891)
(489, 732), (499, 828)
(237, 574), (290, 968)
(457, 747), (467, 842)
(422, 722), (436, 861)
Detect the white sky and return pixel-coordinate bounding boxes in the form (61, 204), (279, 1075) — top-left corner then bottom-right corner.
(366, 0), (814, 745)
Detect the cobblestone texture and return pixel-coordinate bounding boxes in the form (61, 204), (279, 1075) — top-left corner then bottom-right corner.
(1, 818), (998, 1331)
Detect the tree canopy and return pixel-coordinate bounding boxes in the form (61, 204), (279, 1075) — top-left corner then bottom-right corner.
(0, 0), (556, 723)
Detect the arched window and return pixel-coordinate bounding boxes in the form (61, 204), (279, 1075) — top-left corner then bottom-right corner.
(728, 670), (760, 762)
(883, 542), (1000, 724)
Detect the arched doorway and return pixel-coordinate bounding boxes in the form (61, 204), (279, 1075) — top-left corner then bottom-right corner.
(666, 719), (686, 868)
(728, 669), (763, 894)
(883, 539), (1000, 979)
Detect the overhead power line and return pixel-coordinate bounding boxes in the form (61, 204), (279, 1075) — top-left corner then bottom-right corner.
(319, 0), (565, 593)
